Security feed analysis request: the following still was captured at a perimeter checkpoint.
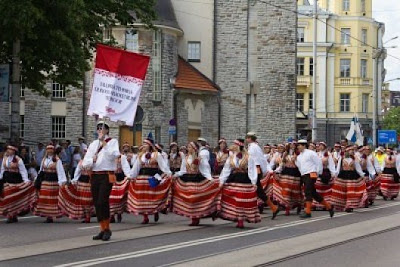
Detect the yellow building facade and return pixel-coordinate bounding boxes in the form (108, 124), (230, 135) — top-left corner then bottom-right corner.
(296, 0), (385, 144)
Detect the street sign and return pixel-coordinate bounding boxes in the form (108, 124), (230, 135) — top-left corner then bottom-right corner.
(168, 126), (176, 135)
(378, 130), (397, 145)
(367, 137), (373, 145)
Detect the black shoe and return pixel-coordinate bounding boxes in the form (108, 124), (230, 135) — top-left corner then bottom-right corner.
(258, 205), (264, 214)
(345, 208), (353, 213)
(300, 213), (311, 219)
(44, 218), (54, 223)
(329, 207), (335, 218)
(6, 218), (13, 224)
(391, 196), (396, 200)
(13, 217), (18, 223)
(102, 230), (112, 241)
(154, 212), (159, 222)
(110, 216), (116, 223)
(383, 196), (388, 201)
(296, 206), (302, 215)
(271, 208), (280, 220)
(93, 231), (104, 240)
(117, 214), (122, 223)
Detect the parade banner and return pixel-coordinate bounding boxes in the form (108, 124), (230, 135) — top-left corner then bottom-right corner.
(87, 44), (150, 126)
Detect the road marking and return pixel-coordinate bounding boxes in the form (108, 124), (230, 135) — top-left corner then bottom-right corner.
(78, 226), (100, 230)
(0, 216), (37, 222)
(56, 201), (400, 267)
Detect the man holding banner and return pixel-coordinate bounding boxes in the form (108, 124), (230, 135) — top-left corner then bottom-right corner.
(84, 44), (150, 241)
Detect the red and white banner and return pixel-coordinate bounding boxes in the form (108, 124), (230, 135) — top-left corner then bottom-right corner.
(87, 44), (150, 126)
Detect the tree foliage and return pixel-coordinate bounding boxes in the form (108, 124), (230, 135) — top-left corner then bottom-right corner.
(383, 107), (400, 135)
(0, 0), (156, 95)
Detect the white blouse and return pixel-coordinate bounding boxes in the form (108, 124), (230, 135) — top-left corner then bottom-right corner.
(219, 154), (257, 185)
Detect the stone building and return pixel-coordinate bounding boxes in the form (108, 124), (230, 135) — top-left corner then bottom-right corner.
(0, 0), (296, 148)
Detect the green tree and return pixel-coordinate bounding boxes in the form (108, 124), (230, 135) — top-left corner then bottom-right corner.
(383, 107), (400, 135)
(0, 0), (156, 142)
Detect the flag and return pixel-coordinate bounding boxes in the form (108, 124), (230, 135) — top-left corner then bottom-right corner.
(346, 117), (356, 142)
(87, 44), (150, 126)
(354, 117), (364, 146)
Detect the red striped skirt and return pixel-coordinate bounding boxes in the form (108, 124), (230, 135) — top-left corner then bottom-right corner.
(330, 177), (368, 211)
(260, 172), (275, 198)
(34, 181), (63, 218)
(0, 182), (36, 217)
(380, 174), (400, 199)
(366, 176), (380, 202)
(171, 178), (221, 219)
(127, 176), (172, 215)
(273, 174), (303, 209)
(312, 178), (333, 210)
(110, 178), (130, 216)
(58, 182), (94, 220)
(218, 183), (261, 223)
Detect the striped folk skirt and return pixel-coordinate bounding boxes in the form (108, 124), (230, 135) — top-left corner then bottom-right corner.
(312, 178), (334, 210)
(127, 176), (172, 215)
(171, 176), (221, 219)
(219, 183), (261, 223)
(273, 173), (303, 209)
(330, 177), (368, 211)
(58, 181), (94, 220)
(366, 176), (380, 203)
(34, 181), (63, 218)
(260, 172), (275, 199)
(109, 178), (130, 216)
(380, 170), (400, 199)
(0, 182), (36, 217)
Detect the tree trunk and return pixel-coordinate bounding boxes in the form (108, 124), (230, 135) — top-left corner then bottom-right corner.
(10, 38), (21, 143)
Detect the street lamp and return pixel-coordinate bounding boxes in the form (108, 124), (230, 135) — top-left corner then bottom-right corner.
(384, 36), (398, 45)
(385, 78), (400, 83)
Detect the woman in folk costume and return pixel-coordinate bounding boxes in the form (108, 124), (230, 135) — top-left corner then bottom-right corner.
(34, 144), (67, 223)
(169, 142), (182, 173)
(269, 144), (284, 171)
(330, 146), (367, 212)
(380, 148), (400, 200)
(313, 142), (336, 210)
(273, 143), (303, 216)
(214, 138), (229, 175)
(0, 145), (34, 223)
(127, 138), (172, 224)
(172, 141), (220, 226)
(218, 139), (261, 228)
(59, 149), (94, 223)
(109, 152), (131, 223)
(360, 146), (380, 206)
(332, 143), (342, 168)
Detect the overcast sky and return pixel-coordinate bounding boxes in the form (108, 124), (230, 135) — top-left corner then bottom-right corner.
(372, 0), (400, 91)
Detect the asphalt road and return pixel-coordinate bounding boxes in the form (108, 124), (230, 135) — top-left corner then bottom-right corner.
(1, 197), (400, 267)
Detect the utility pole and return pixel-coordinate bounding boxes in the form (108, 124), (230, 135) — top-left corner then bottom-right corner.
(311, 0), (318, 142)
(10, 39), (21, 144)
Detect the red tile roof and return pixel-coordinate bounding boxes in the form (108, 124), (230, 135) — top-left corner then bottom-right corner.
(174, 57), (219, 93)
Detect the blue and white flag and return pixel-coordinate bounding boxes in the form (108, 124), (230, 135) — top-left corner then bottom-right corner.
(346, 116), (364, 145)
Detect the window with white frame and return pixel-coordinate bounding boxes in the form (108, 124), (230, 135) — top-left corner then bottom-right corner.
(52, 82), (66, 98)
(309, 58), (314, 76)
(361, 59), (367, 78)
(309, 93), (313, 110)
(341, 28), (351, 44)
(296, 58), (305, 76)
(362, 93), (369, 113)
(52, 116), (66, 139)
(103, 27), (112, 41)
(297, 27), (305, 43)
(296, 93), (304, 112)
(340, 59), (351, 77)
(361, 29), (367, 46)
(152, 30), (162, 102)
(188, 41), (201, 62)
(343, 0), (350, 11)
(20, 115), (24, 138)
(125, 29), (139, 52)
(361, 0), (366, 12)
(340, 93), (351, 112)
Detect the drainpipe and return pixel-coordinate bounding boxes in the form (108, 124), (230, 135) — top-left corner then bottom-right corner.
(213, 0), (221, 139)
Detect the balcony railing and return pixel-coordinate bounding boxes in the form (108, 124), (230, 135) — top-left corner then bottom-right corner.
(297, 75), (312, 86)
(336, 77), (372, 86)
